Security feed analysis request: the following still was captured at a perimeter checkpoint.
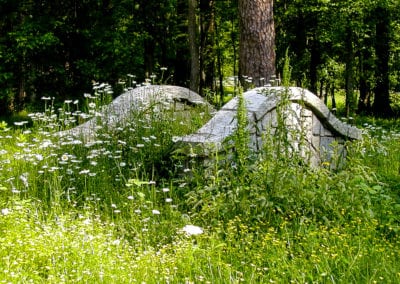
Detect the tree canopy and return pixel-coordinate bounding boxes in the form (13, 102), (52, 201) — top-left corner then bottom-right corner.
(0, 0), (399, 117)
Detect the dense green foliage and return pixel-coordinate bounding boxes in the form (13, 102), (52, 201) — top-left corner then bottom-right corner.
(0, 85), (399, 282)
(1, 0), (399, 117)
(275, 0), (400, 116)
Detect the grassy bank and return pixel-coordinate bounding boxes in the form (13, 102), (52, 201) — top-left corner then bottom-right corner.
(0, 87), (399, 283)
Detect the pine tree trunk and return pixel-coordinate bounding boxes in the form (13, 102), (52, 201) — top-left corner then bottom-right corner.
(373, 4), (393, 117)
(238, 0), (276, 88)
(174, 0), (190, 86)
(344, 25), (355, 117)
(358, 49), (372, 114)
(188, 0), (200, 93)
(199, 0), (215, 95)
(309, 36), (320, 95)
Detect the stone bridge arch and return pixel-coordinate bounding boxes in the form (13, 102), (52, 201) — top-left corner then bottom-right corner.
(57, 85), (215, 140)
(178, 87), (362, 167)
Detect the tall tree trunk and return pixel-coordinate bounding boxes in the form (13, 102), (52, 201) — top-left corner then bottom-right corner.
(199, 0), (215, 95)
(144, 39), (154, 78)
(188, 0), (200, 93)
(324, 82), (329, 105)
(319, 78), (324, 99)
(309, 36), (320, 95)
(230, 13), (238, 88)
(331, 84), (337, 114)
(373, 4), (393, 117)
(357, 49), (372, 114)
(174, 0), (190, 86)
(344, 24), (355, 117)
(214, 14), (224, 106)
(239, 0), (275, 88)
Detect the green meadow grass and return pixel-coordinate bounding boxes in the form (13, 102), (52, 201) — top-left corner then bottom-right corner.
(0, 86), (399, 283)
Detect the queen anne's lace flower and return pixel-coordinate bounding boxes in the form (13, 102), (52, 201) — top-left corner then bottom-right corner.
(182, 225), (203, 236)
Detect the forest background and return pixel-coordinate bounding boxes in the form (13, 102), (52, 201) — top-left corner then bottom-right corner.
(0, 0), (400, 117)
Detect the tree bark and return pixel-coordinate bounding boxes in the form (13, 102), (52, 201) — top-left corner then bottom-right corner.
(174, 0), (190, 87)
(344, 24), (355, 117)
(309, 36), (320, 95)
(188, 0), (200, 93)
(373, 4), (393, 117)
(214, 14), (224, 106)
(199, 0), (215, 95)
(238, 0), (276, 88)
(357, 49), (372, 114)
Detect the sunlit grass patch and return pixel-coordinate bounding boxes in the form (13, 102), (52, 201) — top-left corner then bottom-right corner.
(0, 199), (137, 282)
(0, 82), (399, 282)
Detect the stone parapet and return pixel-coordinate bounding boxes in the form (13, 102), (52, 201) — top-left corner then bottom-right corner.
(178, 87), (362, 167)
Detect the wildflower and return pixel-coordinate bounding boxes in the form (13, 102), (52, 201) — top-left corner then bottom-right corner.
(14, 121), (28, 126)
(152, 209), (161, 215)
(41, 96), (51, 100)
(182, 225), (203, 236)
(245, 77), (253, 83)
(165, 198), (173, 203)
(160, 67), (168, 71)
(1, 208), (10, 215)
(61, 154), (69, 162)
(49, 166), (60, 172)
(79, 169), (90, 175)
(127, 195), (134, 200)
(19, 174), (29, 187)
(162, 187), (170, 193)
(322, 161), (330, 168)
(88, 102), (96, 109)
(39, 141), (53, 149)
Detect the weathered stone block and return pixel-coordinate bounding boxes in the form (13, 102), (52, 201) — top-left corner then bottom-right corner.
(311, 135), (320, 149)
(312, 115), (321, 135)
(177, 86), (363, 167)
(57, 85), (214, 140)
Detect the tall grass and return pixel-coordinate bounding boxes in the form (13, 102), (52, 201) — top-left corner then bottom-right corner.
(0, 82), (399, 283)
